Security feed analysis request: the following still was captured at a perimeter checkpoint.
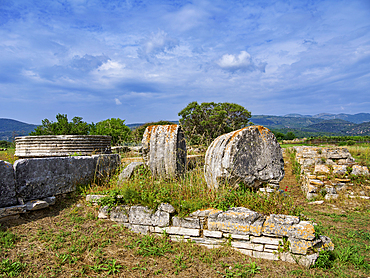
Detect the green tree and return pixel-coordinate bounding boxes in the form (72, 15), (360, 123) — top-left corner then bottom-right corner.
(284, 131), (296, 140)
(91, 118), (131, 145)
(132, 120), (176, 143)
(178, 102), (251, 145)
(272, 131), (285, 141)
(30, 114), (90, 135)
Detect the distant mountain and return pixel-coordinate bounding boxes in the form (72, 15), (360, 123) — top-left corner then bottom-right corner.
(284, 114), (312, 118)
(343, 122), (370, 136)
(302, 119), (356, 133)
(0, 119), (38, 141)
(282, 113), (370, 124)
(251, 115), (370, 137)
(250, 115), (322, 129)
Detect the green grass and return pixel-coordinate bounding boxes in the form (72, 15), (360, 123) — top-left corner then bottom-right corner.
(0, 148), (17, 164)
(84, 163), (303, 217)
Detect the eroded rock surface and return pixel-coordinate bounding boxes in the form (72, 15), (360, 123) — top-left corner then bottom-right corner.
(142, 125), (187, 178)
(0, 160), (17, 207)
(204, 126), (284, 190)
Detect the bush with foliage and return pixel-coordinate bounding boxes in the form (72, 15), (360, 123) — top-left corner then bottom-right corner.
(90, 118), (131, 145)
(178, 102), (251, 145)
(0, 140), (12, 148)
(30, 114), (90, 135)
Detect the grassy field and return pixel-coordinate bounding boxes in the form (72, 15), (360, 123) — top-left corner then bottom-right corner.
(1, 145), (369, 277)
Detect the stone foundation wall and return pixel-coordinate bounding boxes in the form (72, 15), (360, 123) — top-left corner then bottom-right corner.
(0, 154), (120, 220)
(90, 195), (334, 268)
(293, 146), (370, 199)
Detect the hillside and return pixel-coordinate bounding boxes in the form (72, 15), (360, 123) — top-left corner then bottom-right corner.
(302, 119), (356, 133)
(343, 121), (370, 136)
(283, 112), (370, 124)
(250, 115), (322, 129)
(0, 119), (38, 141)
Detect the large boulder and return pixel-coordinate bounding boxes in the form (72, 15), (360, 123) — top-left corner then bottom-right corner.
(142, 125), (187, 178)
(204, 126), (284, 190)
(0, 160), (17, 208)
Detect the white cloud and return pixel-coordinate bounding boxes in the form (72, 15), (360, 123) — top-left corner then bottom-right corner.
(217, 51), (266, 73)
(137, 30), (179, 59)
(115, 98), (122, 105)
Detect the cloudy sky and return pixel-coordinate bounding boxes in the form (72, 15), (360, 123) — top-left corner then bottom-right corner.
(1, 0), (369, 125)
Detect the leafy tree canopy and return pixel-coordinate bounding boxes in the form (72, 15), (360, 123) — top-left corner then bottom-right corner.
(132, 121), (176, 143)
(178, 101), (251, 145)
(30, 114), (90, 136)
(90, 118), (131, 145)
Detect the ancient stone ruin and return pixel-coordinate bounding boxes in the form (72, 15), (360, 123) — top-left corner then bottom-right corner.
(204, 126), (284, 190)
(293, 146), (370, 199)
(15, 135), (112, 158)
(89, 195), (333, 267)
(142, 125), (187, 178)
(0, 135), (119, 220)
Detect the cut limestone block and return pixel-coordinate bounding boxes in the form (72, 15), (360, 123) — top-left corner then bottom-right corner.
(332, 165), (347, 175)
(142, 125), (187, 178)
(117, 162), (144, 184)
(262, 215), (315, 240)
(0, 205), (26, 219)
(351, 165), (369, 176)
(204, 126), (284, 190)
(0, 160), (17, 208)
(14, 155), (119, 202)
(15, 135), (112, 158)
(208, 207), (264, 236)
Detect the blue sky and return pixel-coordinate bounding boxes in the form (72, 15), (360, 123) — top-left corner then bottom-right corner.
(1, 0), (369, 125)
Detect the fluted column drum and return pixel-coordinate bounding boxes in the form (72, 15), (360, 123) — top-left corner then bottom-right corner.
(15, 135), (112, 158)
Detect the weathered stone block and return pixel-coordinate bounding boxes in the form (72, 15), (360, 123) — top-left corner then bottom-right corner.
(110, 206), (130, 223)
(203, 230), (223, 238)
(263, 215), (315, 240)
(25, 200), (49, 211)
(98, 206), (109, 219)
(15, 135), (112, 158)
(250, 236), (280, 245)
(14, 155), (119, 202)
(0, 205), (26, 219)
(208, 207), (263, 235)
(190, 237), (225, 245)
(309, 179), (324, 186)
(152, 210), (170, 227)
(204, 126), (284, 190)
(264, 244), (279, 251)
(351, 165), (369, 176)
(231, 241), (264, 251)
(152, 226), (200, 237)
(223, 233), (250, 241)
(233, 248), (253, 256)
(117, 162), (144, 183)
(252, 251), (279, 260)
(93, 154), (120, 179)
(0, 160), (17, 207)
(158, 203), (175, 213)
(189, 208), (218, 217)
(172, 216), (200, 229)
(129, 205), (154, 225)
(130, 224), (151, 234)
(289, 238), (314, 255)
(332, 165), (347, 175)
(86, 195), (106, 203)
(142, 125), (187, 178)
(314, 165), (330, 174)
